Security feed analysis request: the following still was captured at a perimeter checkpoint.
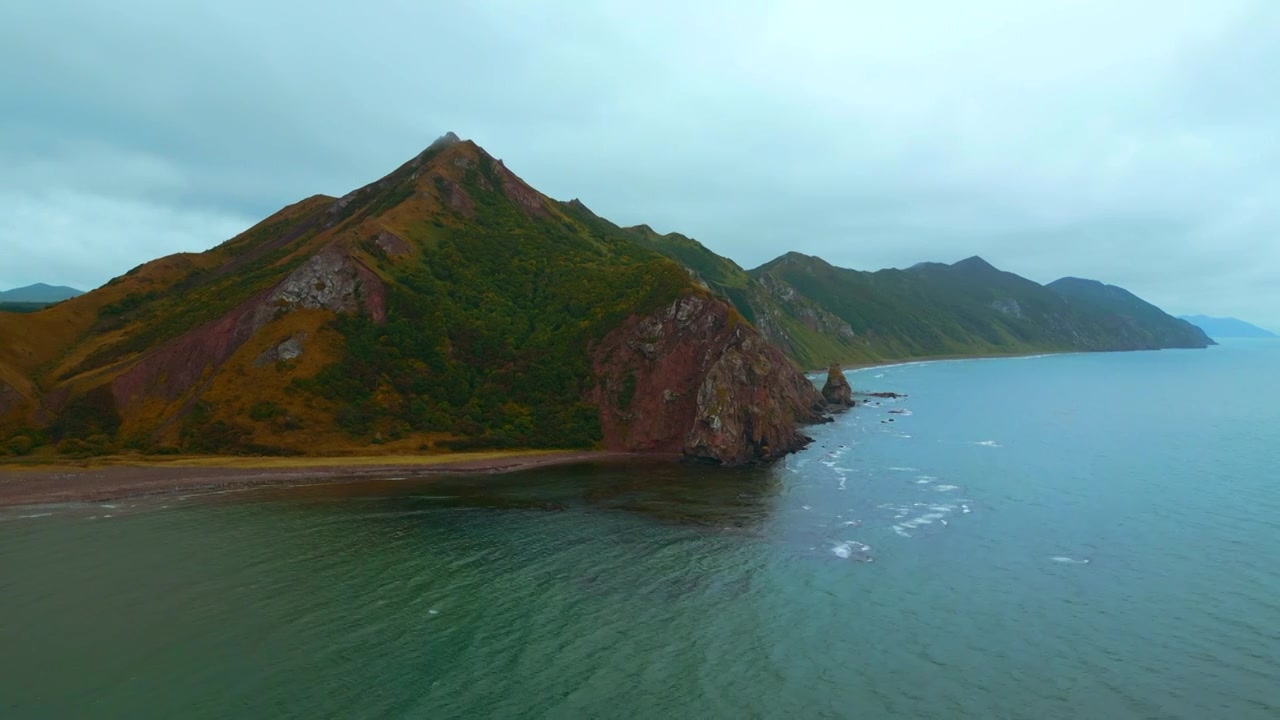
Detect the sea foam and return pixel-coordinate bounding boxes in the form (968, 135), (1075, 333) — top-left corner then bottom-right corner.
(1050, 556), (1090, 565)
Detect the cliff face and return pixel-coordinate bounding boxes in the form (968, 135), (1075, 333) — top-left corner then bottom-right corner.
(592, 295), (828, 465)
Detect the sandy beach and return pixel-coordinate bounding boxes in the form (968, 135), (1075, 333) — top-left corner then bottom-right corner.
(0, 450), (661, 508)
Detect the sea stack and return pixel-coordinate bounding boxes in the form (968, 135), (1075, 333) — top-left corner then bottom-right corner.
(821, 363), (854, 408)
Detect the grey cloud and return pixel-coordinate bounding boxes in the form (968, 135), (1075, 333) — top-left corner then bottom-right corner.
(1, 0), (1276, 329)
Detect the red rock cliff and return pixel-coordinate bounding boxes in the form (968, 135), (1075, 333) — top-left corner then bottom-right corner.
(592, 295), (828, 465)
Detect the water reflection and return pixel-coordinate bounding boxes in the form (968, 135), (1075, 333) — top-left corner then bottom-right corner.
(205, 458), (785, 531)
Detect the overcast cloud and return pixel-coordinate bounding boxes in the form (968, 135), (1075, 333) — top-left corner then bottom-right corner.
(2, 0), (1277, 328)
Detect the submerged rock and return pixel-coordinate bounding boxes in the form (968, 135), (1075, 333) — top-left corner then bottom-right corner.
(592, 294), (828, 465)
(821, 363), (854, 408)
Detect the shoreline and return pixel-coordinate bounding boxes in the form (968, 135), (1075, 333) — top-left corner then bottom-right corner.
(0, 450), (664, 509)
(811, 344), (1219, 375)
(807, 349), (1082, 375)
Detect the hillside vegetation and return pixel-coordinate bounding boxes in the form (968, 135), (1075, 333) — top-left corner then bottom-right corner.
(0, 134), (1210, 463)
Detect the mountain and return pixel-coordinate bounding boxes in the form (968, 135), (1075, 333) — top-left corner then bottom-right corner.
(1178, 315), (1277, 339)
(0, 134), (825, 463)
(566, 217), (866, 369)
(746, 254), (1212, 362)
(0, 134), (1215, 464)
(1047, 278), (1214, 349)
(0, 283), (83, 303)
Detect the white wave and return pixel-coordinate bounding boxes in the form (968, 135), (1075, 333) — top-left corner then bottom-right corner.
(428, 609), (440, 615)
(961, 504), (971, 514)
(832, 540), (872, 559)
(15, 512), (54, 520)
(900, 512), (950, 528)
(940, 519), (948, 526)
(916, 475), (937, 481)
(928, 504), (956, 512)
(837, 478), (846, 490)
(891, 525), (912, 537)
(842, 520), (861, 526)
(802, 505), (811, 511)
(886, 467), (919, 472)
(915, 479), (931, 484)
(1050, 556), (1090, 565)
(974, 440), (1002, 448)
(895, 433), (912, 439)
(934, 484), (960, 492)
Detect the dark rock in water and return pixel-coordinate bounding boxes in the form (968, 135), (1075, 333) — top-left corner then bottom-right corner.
(821, 363), (854, 408)
(866, 391), (906, 399)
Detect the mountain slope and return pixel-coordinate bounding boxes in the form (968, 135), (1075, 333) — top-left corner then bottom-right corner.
(553, 208), (868, 369)
(0, 283), (83, 303)
(0, 134), (825, 463)
(1047, 278), (1214, 349)
(755, 254), (1212, 361)
(1178, 315), (1277, 339)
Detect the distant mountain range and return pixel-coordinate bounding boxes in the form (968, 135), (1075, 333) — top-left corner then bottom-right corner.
(0, 283), (82, 303)
(1179, 315), (1277, 339)
(0, 134), (1215, 463)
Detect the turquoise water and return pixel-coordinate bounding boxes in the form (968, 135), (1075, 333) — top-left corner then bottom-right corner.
(2, 340), (1278, 718)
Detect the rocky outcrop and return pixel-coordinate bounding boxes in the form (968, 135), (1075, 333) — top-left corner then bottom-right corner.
(592, 294), (828, 465)
(821, 363), (854, 408)
(113, 244), (385, 411)
(751, 272), (857, 352)
(254, 333), (309, 367)
(373, 231), (411, 257)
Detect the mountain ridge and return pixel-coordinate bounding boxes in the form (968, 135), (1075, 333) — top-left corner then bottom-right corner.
(1, 134), (1212, 464)
(0, 283), (83, 303)
(0, 134), (826, 464)
(1178, 314), (1277, 339)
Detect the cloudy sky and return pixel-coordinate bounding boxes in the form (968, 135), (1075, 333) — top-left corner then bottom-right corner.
(3, 0), (1277, 327)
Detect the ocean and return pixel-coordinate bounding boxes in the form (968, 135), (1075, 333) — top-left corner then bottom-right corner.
(2, 340), (1277, 718)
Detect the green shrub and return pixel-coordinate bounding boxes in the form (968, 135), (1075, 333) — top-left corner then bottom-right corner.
(6, 436), (33, 456)
(249, 401), (284, 421)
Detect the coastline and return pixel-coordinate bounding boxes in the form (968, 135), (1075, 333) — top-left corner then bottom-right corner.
(808, 349), (1082, 376)
(0, 351), (1059, 508)
(0, 450), (665, 508)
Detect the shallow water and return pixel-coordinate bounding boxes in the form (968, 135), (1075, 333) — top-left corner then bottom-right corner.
(2, 340), (1278, 718)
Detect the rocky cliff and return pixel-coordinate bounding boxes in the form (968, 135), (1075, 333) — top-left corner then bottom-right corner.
(592, 295), (828, 464)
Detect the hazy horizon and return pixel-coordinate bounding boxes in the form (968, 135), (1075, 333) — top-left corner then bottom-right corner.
(3, 0), (1277, 326)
